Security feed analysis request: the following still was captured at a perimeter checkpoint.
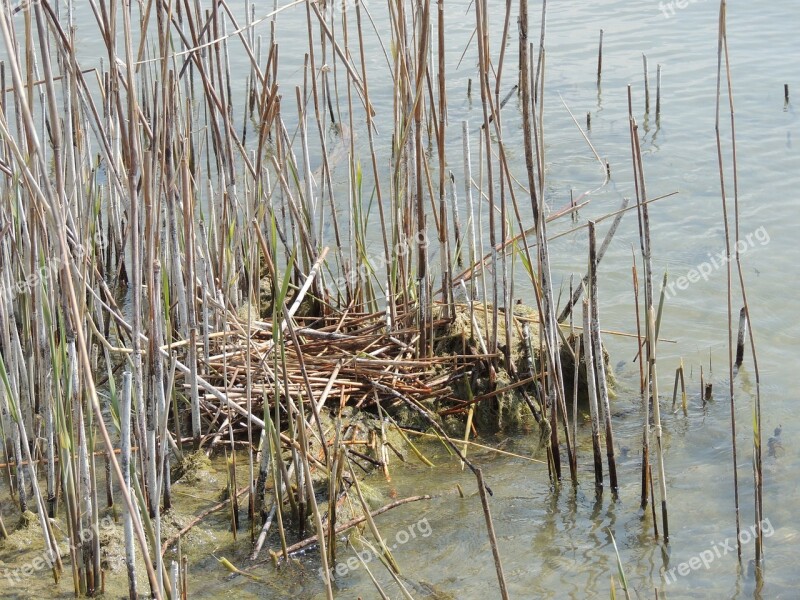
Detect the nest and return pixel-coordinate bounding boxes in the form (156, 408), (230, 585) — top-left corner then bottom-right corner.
(190, 301), (549, 447)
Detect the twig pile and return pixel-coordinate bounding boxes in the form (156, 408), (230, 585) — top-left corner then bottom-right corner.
(194, 305), (527, 442)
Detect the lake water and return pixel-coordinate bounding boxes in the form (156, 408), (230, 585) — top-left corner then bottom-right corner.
(3, 0), (799, 598)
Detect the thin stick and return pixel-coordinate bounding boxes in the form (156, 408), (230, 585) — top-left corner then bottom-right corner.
(718, 0), (764, 564)
(714, 0), (742, 558)
(656, 64), (662, 122)
(679, 360), (687, 414)
(648, 307), (669, 541)
(643, 54), (650, 113)
(597, 29), (603, 84)
(476, 468), (510, 600)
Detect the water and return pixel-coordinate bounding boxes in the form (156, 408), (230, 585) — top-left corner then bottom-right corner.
(2, 0), (799, 598)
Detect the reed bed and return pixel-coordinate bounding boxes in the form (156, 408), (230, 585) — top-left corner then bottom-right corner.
(0, 0), (766, 598)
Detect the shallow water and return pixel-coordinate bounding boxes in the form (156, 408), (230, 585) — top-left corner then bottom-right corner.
(2, 0), (799, 598)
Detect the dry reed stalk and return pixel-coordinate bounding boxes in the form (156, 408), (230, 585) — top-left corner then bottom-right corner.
(628, 84), (656, 513)
(589, 222), (618, 494)
(121, 371), (138, 600)
(647, 307), (669, 541)
(461, 120), (478, 314)
(296, 435), (330, 600)
(597, 29), (603, 84)
(713, 0), (742, 558)
(671, 364), (685, 415)
(474, 0), (499, 356)
(355, 0), (395, 326)
(567, 287), (580, 475)
(529, 0), (575, 485)
(181, 146), (202, 449)
(678, 360), (687, 413)
(476, 468), (510, 600)
(0, 281), (25, 514)
(715, 0), (764, 564)
(582, 299), (603, 491)
(656, 64), (662, 122)
(631, 253), (646, 397)
(520, 0), (558, 481)
(493, 0), (513, 368)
